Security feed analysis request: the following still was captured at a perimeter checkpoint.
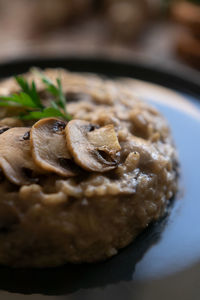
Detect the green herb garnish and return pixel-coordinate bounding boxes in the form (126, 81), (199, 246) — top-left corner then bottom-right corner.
(0, 71), (72, 121)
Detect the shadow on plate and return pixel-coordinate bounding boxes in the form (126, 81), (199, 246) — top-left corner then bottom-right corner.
(0, 203), (174, 296)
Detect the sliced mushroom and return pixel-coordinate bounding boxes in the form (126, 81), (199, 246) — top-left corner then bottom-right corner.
(0, 127), (41, 185)
(65, 120), (121, 172)
(0, 126), (10, 135)
(30, 118), (78, 177)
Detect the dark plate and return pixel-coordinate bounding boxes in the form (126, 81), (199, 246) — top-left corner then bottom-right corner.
(0, 56), (200, 300)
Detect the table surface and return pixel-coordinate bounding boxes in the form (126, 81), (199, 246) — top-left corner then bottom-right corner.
(0, 15), (197, 74)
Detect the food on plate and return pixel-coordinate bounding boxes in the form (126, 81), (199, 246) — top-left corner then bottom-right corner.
(0, 69), (178, 267)
(66, 119), (121, 172)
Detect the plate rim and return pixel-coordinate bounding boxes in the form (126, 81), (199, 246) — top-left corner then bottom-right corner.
(0, 55), (199, 98)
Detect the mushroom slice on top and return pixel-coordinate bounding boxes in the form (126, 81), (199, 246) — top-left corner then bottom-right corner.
(0, 127), (41, 185)
(30, 118), (77, 177)
(0, 126), (10, 135)
(65, 120), (121, 172)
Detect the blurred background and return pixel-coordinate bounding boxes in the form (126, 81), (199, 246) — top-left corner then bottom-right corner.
(0, 0), (199, 70)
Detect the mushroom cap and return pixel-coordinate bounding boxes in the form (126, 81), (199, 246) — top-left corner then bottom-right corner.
(0, 127), (41, 185)
(65, 119), (121, 172)
(30, 118), (78, 177)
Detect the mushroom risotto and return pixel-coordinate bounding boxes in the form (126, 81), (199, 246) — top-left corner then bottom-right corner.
(0, 69), (178, 267)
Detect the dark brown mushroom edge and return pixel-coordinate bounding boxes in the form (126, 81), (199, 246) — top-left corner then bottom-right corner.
(0, 69), (178, 267)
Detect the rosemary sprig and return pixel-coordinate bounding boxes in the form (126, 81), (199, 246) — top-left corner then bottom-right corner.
(0, 71), (72, 121)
